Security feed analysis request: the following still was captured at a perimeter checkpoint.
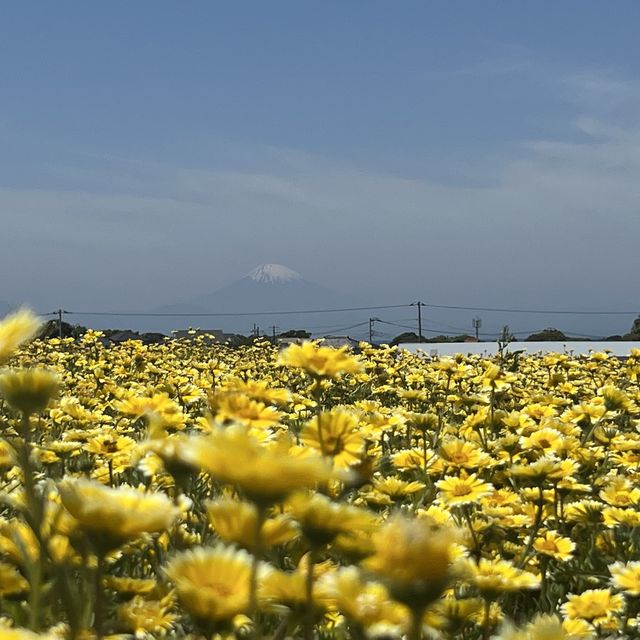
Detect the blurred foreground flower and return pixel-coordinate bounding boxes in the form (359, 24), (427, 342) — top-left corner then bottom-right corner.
(207, 497), (299, 550)
(362, 515), (456, 612)
(0, 308), (41, 363)
(58, 479), (179, 552)
(0, 369), (59, 415)
(165, 545), (267, 624)
(179, 426), (340, 505)
(460, 557), (540, 599)
(279, 342), (363, 379)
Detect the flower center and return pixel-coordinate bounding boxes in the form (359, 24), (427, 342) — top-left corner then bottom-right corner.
(452, 483), (473, 497)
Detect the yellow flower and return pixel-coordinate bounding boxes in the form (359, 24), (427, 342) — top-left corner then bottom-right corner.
(301, 410), (364, 468)
(0, 628), (43, 640)
(533, 531), (575, 562)
(179, 427), (337, 505)
(318, 567), (408, 630)
(602, 506), (640, 527)
(600, 385), (636, 412)
(332, 528), (376, 561)
(0, 439), (16, 467)
(475, 364), (514, 390)
(561, 589), (624, 625)
(206, 498), (298, 550)
(561, 618), (595, 638)
(0, 519), (39, 566)
(85, 433), (136, 459)
(58, 479), (179, 551)
(211, 392), (282, 429)
(165, 545), (263, 622)
(436, 472), (493, 506)
(362, 515), (456, 610)
(279, 342), (363, 379)
(599, 476), (640, 507)
(0, 369), (59, 415)
(610, 561), (640, 595)
(492, 614), (577, 640)
(104, 576), (158, 597)
(438, 438), (491, 469)
(286, 492), (377, 547)
(258, 568), (314, 610)
(460, 558), (540, 598)
(117, 595), (178, 635)
(565, 500), (604, 524)
(116, 392), (183, 437)
(432, 596), (483, 631)
(0, 561), (29, 597)
(223, 378), (291, 406)
(509, 456), (565, 483)
(520, 428), (565, 454)
(0, 308), (41, 363)
(391, 448), (425, 471)
(372, 476), (424, 500)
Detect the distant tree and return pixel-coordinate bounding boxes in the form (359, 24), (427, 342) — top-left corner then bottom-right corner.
(224, 334), (255, 348)
(428, 334), (476, 343)
(38, 320), (86, 340)
(390, 332), (420, 345)
(623, 316), (640, 340)
(279, 329), (312, 338)
(525, 328), (568, 342)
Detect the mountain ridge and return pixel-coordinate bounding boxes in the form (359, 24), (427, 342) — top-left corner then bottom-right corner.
(146, 263), (360, 334)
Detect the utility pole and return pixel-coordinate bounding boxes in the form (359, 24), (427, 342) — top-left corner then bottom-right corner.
(411, 302), (424, 343)
(472, 316), (482, 340)
(271, 325), (279, 344)
(57, 309), (63, 339)
(369, 317), (380, 344)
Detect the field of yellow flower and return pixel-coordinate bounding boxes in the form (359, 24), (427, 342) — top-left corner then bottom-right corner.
(1, 309), (640, 639)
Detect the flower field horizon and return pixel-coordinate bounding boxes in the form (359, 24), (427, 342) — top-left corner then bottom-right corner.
(1, 309), (640, 639)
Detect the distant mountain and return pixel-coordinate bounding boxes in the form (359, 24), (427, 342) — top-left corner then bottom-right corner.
(144, 264), (360, 335)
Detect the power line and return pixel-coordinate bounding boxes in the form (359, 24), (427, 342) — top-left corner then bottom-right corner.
(377, 319), (471, 336)
(62, 304), (410, 318)
(38, 300), (640, 321)
(319, 321), (370, 334)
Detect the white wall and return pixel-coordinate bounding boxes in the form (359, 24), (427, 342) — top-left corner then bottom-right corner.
(399, 341), (640, 357)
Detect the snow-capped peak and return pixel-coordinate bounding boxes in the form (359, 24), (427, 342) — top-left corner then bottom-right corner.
(247, 264), (303, 284)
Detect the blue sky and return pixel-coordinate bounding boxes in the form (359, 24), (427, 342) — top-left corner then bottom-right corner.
(2, 2), (640, 337)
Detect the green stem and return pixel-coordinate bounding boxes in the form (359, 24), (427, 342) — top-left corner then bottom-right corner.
(481, 598), (493, 640)
(422, 432), (429, 473)
(18, 412), (45, 631)
(304, 548), (316, 640)
(408, 607), (425, 640)
(93, 554), (105, 639)
(56, 564), (82, 640)
(462, 507), (481, 559)
(517, 484), (545, 569)
(248, 506), (266, 636)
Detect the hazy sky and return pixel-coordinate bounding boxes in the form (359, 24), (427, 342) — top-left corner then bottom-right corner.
(2, 2), (640, 337)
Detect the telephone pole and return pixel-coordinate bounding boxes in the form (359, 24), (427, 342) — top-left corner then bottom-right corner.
(472, 316), (482, 340)
(270, 325), (279, 344)
(57, 309), (63, 339)
(411, 302), (424, 343)
(369, 317), (380, 344)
